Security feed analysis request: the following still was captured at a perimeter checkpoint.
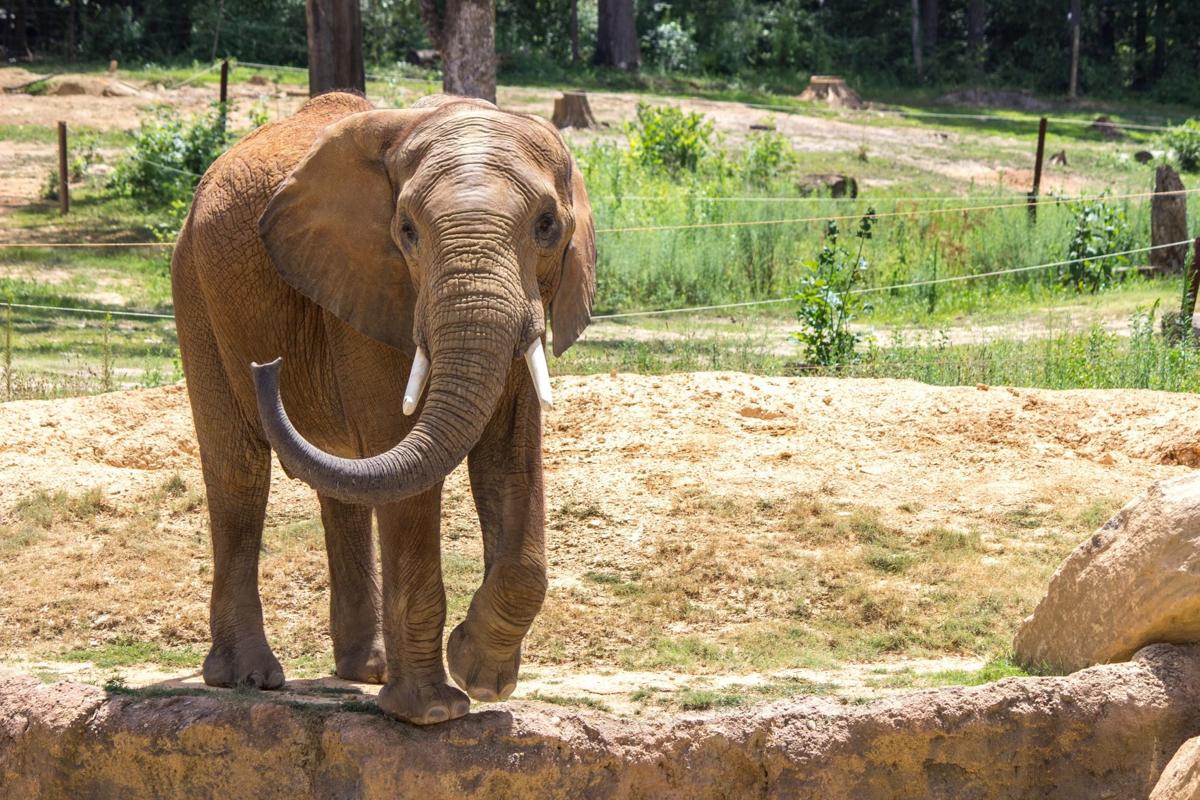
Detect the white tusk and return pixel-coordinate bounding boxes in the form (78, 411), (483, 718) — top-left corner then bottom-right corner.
(402, 346), (430, 415)
(524, 338), (554, 411)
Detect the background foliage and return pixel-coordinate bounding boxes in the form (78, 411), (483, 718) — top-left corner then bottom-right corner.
(3, 0), (1197, 101)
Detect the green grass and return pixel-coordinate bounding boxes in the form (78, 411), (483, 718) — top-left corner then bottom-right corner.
(527, 691), (613, 712)
(868, 657), (1030, 690)
(61, 639), (203, 669)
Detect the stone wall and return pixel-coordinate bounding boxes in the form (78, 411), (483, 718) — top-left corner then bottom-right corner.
(3, 643), (1200, 799)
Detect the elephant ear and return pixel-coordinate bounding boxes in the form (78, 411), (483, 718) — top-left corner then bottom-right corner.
(551, 157), (597, 357)
(258, 109), (430, 352)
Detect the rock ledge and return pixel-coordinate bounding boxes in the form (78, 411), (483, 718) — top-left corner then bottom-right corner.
(4, 644), (1200, 799)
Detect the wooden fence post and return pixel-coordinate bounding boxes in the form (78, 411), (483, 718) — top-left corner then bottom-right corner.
(1026, 117), (1047, 225)
(56, 121), (69, 216)
(1183, 238), (1200, 333)
(219, 59), (229, 104)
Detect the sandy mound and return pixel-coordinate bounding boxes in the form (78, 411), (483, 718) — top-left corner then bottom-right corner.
(2, 374), (1196, 523)
(0, 67), (45, 92)
(44, 75), (145, 98)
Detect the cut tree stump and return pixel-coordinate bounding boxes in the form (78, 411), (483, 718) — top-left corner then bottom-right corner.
(1151, 165), (1189, 275)
(798, 173), (858, 199)
(798, 75), (864, 109)
(552, 91), (597, 129)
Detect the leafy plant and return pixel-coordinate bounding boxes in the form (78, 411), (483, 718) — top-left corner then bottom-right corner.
(110, 103), (230, 212)
(41, 131), (101, 200)
(645, 18), (698, 72)
(741, 127), (792, 183)
(792, 211), (876, 366)
(1060, 199), (1134, 294)
(626, 103), (713, 174)
(1160, 119), (1200, 172)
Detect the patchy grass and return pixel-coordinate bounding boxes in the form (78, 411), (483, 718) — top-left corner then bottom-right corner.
(531, 493), (1085, 677)
(62, 639), (203, 669)
(528, 691), (613, 713)
(867, 658), (1030, 691)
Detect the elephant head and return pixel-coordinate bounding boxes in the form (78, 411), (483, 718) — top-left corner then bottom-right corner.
(251, 97), (596, 505)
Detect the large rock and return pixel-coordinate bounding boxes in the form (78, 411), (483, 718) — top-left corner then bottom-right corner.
(1153, 736), (1200, 800)
(1152, 165), (1189, 275)
(1016, 474), (1200, 673)
(4, 644), (1200, 798)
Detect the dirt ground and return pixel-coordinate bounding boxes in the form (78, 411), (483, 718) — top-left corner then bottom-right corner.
(1, 374), (1196, 713)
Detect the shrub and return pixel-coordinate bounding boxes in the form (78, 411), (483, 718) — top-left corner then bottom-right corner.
(792, 212), (876, 366)
(741, 127), (792, 183)
(1160, 119), (1200, 172)
(644, 19), (698, 72)
(110, 103), (230, 211)
(626, 103), (713, 173)
(1060, 199), (1134, 294)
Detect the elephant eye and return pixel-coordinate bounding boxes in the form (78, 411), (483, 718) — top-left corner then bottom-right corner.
(534, 211), (560, 246)
(400, 218), (419, 247)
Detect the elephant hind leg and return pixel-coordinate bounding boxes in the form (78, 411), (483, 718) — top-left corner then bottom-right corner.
(175, 259), (283, 690)
(319, 494), (386, 683)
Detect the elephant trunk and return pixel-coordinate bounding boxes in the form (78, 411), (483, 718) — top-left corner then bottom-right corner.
(252, 250), (529, 506)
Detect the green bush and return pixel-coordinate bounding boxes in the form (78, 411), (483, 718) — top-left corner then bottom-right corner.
(1160, 119), (1200, 172)
(110, 104), (229, 211)
(1060, 199), (1134, 294)
(741, 127), (792, 183)
(792, 212), (876, 366)
(626, 103), (713, 174)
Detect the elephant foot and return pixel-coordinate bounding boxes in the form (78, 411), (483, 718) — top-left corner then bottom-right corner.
(202, 639), (285, 689)
(334, 642), (388, 684)
(446, 623), (521, 702)
(378, 680), (470, 726)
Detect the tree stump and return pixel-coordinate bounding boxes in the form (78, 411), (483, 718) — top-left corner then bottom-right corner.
(797, 174), (858, 199)
(798, 76), (864, 109)
(1151, 165), (1189, 275)
(552, 91), (597, 130)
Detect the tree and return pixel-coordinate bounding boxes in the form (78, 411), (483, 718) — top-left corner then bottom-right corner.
(911, 0), (923, 81)
(594, 0), (639, 70)
(967, 0), (985, 53)
(920, 0), (938, 56)
(306, 0), (365, 96)
(421, 0), (497, 102)
(1068, 0), (1081, 98)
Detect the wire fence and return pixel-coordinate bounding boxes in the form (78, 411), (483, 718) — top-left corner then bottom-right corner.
(2, 61), (1198, 400)
(3, 187), (1196, 249)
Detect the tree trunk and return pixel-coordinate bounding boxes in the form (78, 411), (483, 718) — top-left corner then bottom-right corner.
(911, 0), (923, 81)
(569, 0), (580, 64)
(441, 0), (496, 102)
(1133, 0), (1148, 88)
(14, 0), (29, 59)
(1152, 0), (1168, 81)
(594, 0), (639, 70)
(65, 0), (77, 62)
(966, 0), (985, 52)
(1069, 0), (1081, 98)
(306, 0), (365, 97)
(920, 0), (939, 55)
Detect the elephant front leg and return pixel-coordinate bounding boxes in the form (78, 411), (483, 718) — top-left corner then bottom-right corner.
(448, 371), (547, 702)
(319, 495), (386, 683)
(375, 487), (470, 725)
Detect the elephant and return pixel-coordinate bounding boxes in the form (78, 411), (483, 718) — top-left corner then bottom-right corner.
(170, 91), (596, 725)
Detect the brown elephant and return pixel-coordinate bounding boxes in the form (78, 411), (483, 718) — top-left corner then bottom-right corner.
(170, 91), (596, 725)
